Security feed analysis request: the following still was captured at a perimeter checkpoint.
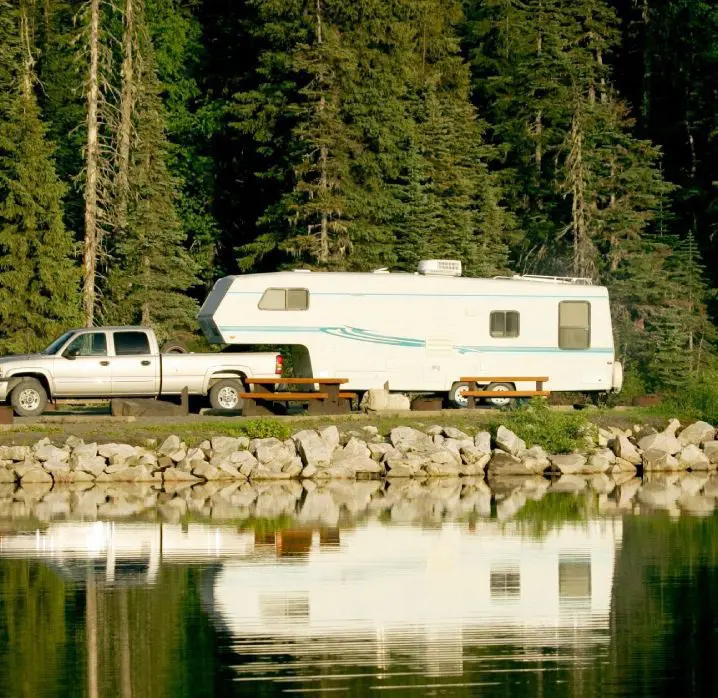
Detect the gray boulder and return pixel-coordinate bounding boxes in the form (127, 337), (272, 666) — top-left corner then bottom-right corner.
(444, 427), (471, 441)
(19, 467), (53, 484)
(642, 449), (682, 472)
(34, 443), (69, 462)
(678, 421), (716, 446)
(638, 420), (681, 455)
(519, 445), (551, 474)
(319, 425), (341, 451)
(679, 444), (712, 471)
(293, 430), (334, 467)
(385, 455), (424, 478)
(549, 453), (588, 475)
(612, 434), (642, 465)
(495, 426), (526, 455)
(157, 435), (183, 457)
(390, 427), (435, 454)
(0, 446), (29, 461)
(474, 431), (492, 453)
(211, 436), (249, 453)
(703, 441), (718, 464)
(368, 442), (400, 462)
(487, 451), (533, 476)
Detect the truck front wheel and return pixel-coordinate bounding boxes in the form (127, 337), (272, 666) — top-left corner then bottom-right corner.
(209, 379), (244, 412)
(11, 378), (48, 417)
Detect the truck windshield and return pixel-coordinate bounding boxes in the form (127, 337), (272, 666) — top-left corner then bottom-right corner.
(42, 331), (76, 355)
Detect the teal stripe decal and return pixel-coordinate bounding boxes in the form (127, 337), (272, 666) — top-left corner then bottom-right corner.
(218, 326), (614, 355)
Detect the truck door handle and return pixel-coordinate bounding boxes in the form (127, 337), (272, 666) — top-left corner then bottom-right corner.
(100, 361), (110, 366)
(141, 360), (151, 366)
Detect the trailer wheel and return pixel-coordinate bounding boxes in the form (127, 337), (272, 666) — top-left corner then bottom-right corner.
(448, 382), (471, 408)
(485, 382), (514, 408)
(10, 378), (48, 417)
(209, 379), (244, 411)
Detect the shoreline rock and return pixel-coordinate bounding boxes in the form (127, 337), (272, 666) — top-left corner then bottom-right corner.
(0, 419), (716, 488)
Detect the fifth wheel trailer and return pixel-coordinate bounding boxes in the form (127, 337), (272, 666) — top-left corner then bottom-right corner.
(197, 260), (623, 405)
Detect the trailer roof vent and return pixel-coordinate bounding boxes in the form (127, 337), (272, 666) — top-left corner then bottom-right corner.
(417, 259), (462, 277)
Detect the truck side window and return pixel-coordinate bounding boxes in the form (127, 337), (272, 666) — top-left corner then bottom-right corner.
(559, 301), (591, 349)
(114, 331), (151, 355)
(258, 288), (309, 311)
(490, 311), (520, 338)
(64, 333), (107, 357)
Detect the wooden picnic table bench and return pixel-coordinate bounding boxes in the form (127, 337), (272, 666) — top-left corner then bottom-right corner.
(459, 376), (550, 408)
(240, 377), (356, 416)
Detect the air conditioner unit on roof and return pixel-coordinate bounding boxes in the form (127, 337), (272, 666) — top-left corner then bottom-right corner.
(417, 260), (462, 277)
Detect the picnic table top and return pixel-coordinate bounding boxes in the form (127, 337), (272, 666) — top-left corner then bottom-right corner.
(245, 377), (349, 385)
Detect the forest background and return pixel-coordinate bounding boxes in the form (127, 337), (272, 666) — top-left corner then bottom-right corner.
(0, 0), (716, 399)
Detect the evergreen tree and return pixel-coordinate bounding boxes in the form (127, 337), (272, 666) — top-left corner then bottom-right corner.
(0, 0), (80, 354)
(104, 0), (198, 339)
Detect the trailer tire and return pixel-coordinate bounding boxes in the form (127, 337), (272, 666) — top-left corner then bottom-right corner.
(448, 382), (471, 409)
(485, 382), (515, 408)
(209, 379), (244, 411)
(10, 378), (48, 417)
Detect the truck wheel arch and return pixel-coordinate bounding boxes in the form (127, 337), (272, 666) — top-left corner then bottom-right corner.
(205, 370), (247, 395)
(7, 372), (54, 400)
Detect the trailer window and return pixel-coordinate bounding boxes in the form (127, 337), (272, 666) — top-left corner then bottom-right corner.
(259, 288), (309, 311)
(559, 301), (591, 349)
(490, 311), (520, 338)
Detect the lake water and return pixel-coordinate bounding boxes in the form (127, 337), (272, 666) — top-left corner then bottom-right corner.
(0, 475), (716, 697)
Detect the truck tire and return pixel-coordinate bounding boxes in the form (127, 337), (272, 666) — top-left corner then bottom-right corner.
(10, 378), (48, 417)
(209, 379), (244, 411)
(161, 340), (188, 354)
(448, 382), (471, 408)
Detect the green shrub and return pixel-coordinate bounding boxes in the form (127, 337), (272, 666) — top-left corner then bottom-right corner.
(489, 399), (588, 453)
(232, 419), (292, 440)
(653, 371), (718, 425)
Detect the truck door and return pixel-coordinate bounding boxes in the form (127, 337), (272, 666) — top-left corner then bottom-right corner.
(110, 331), (159, 396)
(53, 331), (112, 396)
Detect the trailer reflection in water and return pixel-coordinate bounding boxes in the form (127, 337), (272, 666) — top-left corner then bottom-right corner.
(0, 516), (622, 692)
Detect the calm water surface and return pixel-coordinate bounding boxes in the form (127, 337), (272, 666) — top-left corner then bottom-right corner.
(0, 476), (717, 697)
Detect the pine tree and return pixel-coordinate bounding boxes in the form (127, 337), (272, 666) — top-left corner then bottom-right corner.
(0, 0), (80, 354)
(104, 0), (198, 340)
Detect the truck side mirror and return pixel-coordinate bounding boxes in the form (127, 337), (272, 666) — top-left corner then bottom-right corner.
(64, 347), (79, 360)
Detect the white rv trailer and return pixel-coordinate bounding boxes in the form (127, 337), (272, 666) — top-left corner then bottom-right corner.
(197, 260), (623, 405)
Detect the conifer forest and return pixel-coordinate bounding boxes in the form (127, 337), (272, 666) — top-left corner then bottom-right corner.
(0, 0), (717, 395)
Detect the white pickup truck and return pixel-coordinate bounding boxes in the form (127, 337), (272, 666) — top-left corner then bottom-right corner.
(0, 326), (281, 417)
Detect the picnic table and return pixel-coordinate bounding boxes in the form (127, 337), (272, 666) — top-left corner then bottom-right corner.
(460, 376), (550, 408)
(239, 377), (356, 416)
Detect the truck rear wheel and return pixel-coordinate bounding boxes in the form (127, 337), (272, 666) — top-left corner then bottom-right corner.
(209, 379), (244, 411)
(10, 378), (48, 417)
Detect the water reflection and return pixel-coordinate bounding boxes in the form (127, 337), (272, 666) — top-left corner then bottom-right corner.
(0, 479), (717, 696)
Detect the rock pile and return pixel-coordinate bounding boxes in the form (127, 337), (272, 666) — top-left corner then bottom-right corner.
(0, 418), (716, 487)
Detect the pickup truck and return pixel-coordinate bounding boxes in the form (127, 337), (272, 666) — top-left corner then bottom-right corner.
(0, 326), (281, 417)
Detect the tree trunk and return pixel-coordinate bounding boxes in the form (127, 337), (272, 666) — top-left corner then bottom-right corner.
(117, 0), (134, 231)
(316, 0), (329, 264)
(82, 0), (101, 327)
(567, 105), (593, 278)
(19, 1), (35, 99)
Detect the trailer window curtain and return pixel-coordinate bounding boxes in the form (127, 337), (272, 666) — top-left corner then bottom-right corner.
(258, 288), (309, 311)
(559, 301), (591, 349)
(490, 311), (520, 338)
